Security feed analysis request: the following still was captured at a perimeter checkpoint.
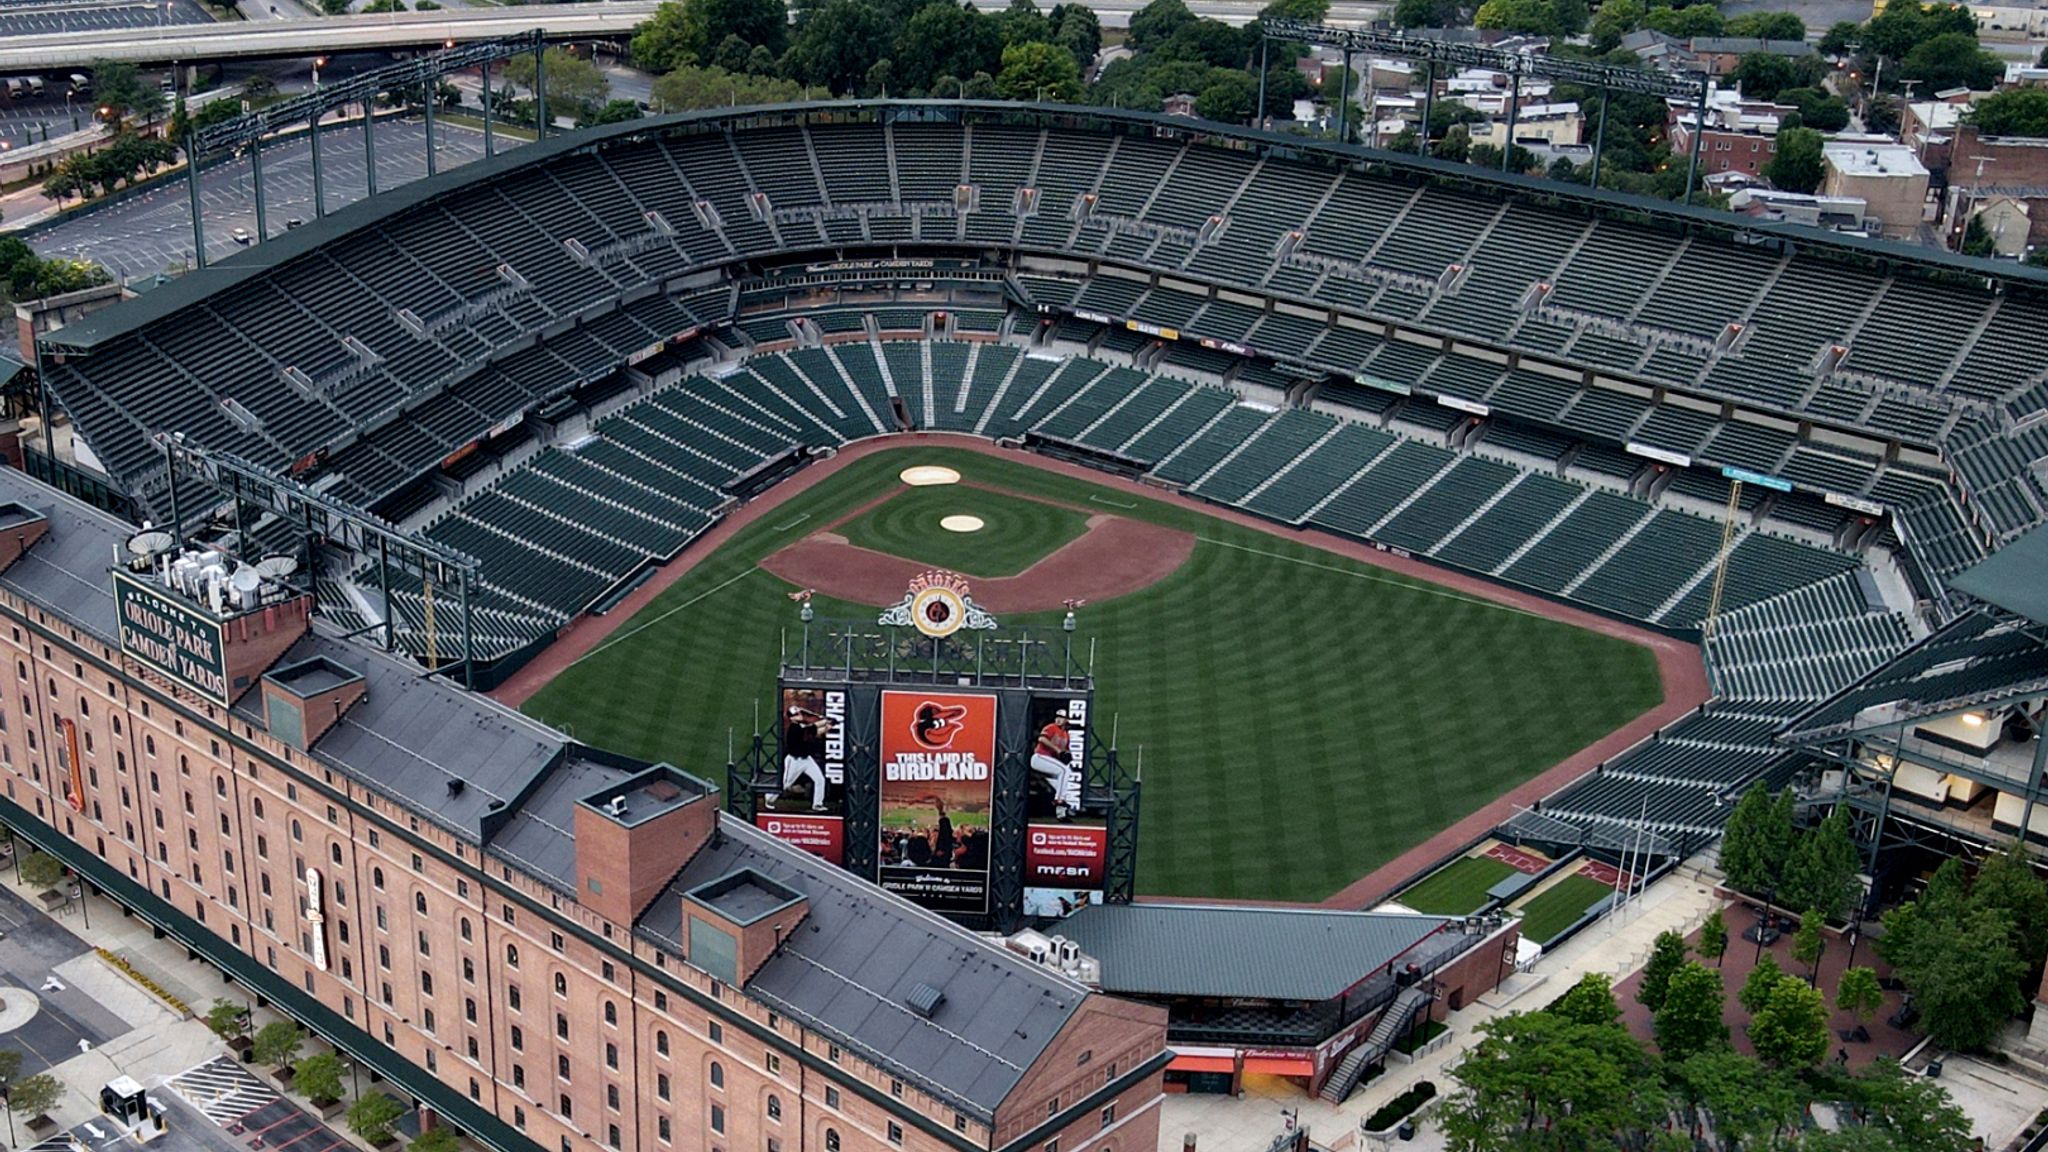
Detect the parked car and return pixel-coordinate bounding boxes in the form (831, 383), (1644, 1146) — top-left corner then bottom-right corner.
(231, 227), (252, 245)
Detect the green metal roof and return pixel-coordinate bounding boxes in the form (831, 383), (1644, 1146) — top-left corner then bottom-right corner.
(1949, 523), (2048, 628)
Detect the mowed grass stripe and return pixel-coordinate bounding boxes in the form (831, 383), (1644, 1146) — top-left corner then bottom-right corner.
(522, 447), (1664, 903)
(839, 484), (1091, 578)
(1515, 873), (1617, 944)
(1398, 856), (1518, 915)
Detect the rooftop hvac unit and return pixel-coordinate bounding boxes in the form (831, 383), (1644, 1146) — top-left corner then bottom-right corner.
(605, 795), (629, 818)
(905, 982), (945, 1019)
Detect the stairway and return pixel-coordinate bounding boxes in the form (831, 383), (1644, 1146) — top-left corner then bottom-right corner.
(1319, 986), (1432, 1104)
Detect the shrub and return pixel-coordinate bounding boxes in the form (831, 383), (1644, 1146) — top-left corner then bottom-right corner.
(1364, 1080), (1437, 1131)
(347, 1093), (406, 1146)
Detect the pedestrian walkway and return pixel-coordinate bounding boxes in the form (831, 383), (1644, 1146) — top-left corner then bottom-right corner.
(170, 1056), (281, 1126)
(1156, 852), (1728, 1151)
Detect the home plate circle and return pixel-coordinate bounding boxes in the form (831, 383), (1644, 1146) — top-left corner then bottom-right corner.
(940, 515), (985, 533)
(899, 466), (961, 487)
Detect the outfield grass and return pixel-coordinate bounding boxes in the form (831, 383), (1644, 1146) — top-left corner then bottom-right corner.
(839, 484), (1089, 577)
(1397, 855), (1519, 915)
(521, 446), (1664, 902)
(1515, 873), (1617, 944)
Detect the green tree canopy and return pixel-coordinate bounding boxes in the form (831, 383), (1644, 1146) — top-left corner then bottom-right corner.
(631, 0), (789, 73)
(1836, 965), (1883, 1028)
(1968, 87), (2048, 137)
(1780, 87), (1851, 131)
(1765, 126), (1826, 193)
(1672, 1049), (1806, 1150)
(1473, 0), (1559, 35)
(1861, 1), (1978, 63)
(1637, 929), (1689, 1012)
(500, 48), (612, 120)
(293, 1053), (345, 1104)
(1550, 972), (1624, 1029)
(4, 1073), (61, 1121)
(1899, 32), (2003, 93)
(1699, 907), (1728, 967)
(1654, 962), (1729, 1061)
(784, 0), (892, 92)
(1792, 907), (1826, 980)
(1393, 0), (1465, 28)
(409, 1129), (460, 1152)
(1194, 72), (1256, 122)
(1881, 854), (2038, 1050)
(895, 3), (1004, 93)
(1439, 1010), (1661, 1150)
(995, 40), (1082, 101)
(1719, 786), (1794, 895)
(18, 852), (65, 891)
(1740, 952), (1788, 1014)
(252, 1020), (303, 1071)
(1748, 976), (1829, 1068)
(1725, 10), (1806, 38)
(346, 1094), (406, 1145)
(1050, 4), (1101, 67)
(651, 63), (804, 111)
(1641, 3), (1723, 37)
(1588, 0), (1644, 52)
(1128, 0), (1198, 49)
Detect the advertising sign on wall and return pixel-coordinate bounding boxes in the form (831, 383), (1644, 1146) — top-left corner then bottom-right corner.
(757, 686), (848, 865)
(112, 570), (230, 704)
(877, 690), (996, 915)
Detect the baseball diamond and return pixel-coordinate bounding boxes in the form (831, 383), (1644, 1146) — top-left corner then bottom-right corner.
(514, 442), (1671, 903)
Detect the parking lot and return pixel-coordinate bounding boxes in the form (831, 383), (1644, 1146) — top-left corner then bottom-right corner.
(0, 884), (128, 1078)
(0, 0), (213, 39)
(29, 117), (504, 279)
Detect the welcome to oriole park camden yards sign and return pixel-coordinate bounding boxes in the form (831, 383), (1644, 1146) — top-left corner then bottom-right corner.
(112, 569), (232, 705)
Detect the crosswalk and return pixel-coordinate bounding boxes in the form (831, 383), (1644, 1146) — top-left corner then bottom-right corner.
(167, 1056), (280, 1126)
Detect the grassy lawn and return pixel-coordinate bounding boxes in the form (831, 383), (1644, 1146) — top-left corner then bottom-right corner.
(1398, 855), (1518, 915)
(1515, 873), (1617, 944)
(521, 446), (1664, 902)
(838, 484), (1090, 578)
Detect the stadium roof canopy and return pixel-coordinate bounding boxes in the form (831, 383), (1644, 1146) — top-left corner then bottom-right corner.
(1054, 902), (1447, 1001)
(1778, 609), (2048, 744)
(1948, 524), (2048, 628)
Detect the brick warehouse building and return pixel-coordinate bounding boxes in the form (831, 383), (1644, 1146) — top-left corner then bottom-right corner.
(0, 466), (1169, 1152)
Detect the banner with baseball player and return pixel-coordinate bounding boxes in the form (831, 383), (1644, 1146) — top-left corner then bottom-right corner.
(1023, 693), (1109, 919)
(759, 686), (848, 864)
(876, 689), (996, 916)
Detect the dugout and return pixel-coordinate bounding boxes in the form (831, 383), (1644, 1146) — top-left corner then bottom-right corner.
(1043, 902), (1519, 1100)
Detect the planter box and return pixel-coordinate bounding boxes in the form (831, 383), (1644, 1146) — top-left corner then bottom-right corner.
(269, 1069), (296, 1089)
(312, 1099), (344, 1121)
(226, 1036), (253, 1058)
(25, 1114), (56, 1136)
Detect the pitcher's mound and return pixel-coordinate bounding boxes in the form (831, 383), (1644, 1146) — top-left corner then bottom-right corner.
(939, 515), (985, 533)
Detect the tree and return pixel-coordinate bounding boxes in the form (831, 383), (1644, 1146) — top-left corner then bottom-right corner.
(998, 0), (1052, 46)
(4, 1074), (60, 1123)
(1392, 0), (1463, 27)
(1740, 953), (1786, 1014)
(1848, 1057), (1974, 1152)
(1900, 32), (2002, 93)
(1719, 786), (1792, 895)
(652, 63), (805, 111)
(347, 1093), (407, 1146)
(1962, 214), (1998, 257)
(1637, 929), (1689, 1012)
(1588, 0), (1644, 52)
(1780, 87), (1850, 132)
(294, 1053), (345, 1105)
(362, 0), (404, 11)
(252, 1020), (303, 1072)
(1194, 73), (1256, 122)
(1439, 1010), (1661, 1150)
(1654, 962), (1728, 1061)
(320, 0), (349, 13)
(1730, 52), (1802, 102)
(895, 3), (1003, 94)
(1128, 0), (1197, 51)
(1640, 3), (1722, 37)
(18, 852), (65, 892)
(1792, 908), (1826, 983)
(0, 1051), (21, 1092)
(1699, 908), (1728, 968)
(583, 99), (645, 126)
(1765, 127), (1825, 193)
(410, 1129), (460, 1152)
(1968, 88), (2048, 138)
(1836, 966), (1882, 1033)
(1895, 904), (2026, 1049)
(1968, 846), (2048, 965)
(1862, 1), (1979, 62)
(996, 40), (1082, 101)
(1551, 972), (1623, 1028)
(1748, 977), (1829, 1069)
(785, 0), (892, 93)
(1818, 19), (1861, 55)
(1672, 1049), (1805, 1150)
(632, 0), (698, 72)
(501, 48), (611, 121)
(1473, 0), (1558, 35)
(1725, 10), (1805, 39)
(204, 998), (249, 1042)
(1050, 4), (1101, 69)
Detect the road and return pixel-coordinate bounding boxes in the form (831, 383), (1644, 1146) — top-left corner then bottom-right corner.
(28, 117), (498, 278)
(0, 0), (211, 39)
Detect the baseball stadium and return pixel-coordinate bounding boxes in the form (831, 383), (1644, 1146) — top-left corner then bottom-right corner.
(13, 96), (2048, 1119)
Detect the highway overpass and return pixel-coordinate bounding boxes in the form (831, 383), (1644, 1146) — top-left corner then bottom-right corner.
(0, 0), (1385, 69)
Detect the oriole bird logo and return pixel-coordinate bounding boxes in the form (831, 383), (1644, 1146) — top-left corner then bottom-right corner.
(911, 701), (969, 749)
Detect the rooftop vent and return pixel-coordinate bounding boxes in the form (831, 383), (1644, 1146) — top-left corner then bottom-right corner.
(905, 982), (945, 1019)
(447, 779), (465, 797)
(605, 795), (629, 818)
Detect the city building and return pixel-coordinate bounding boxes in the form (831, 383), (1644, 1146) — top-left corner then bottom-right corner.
(1942, 126), (2048, 251)
(0, 466), (1170, 1152)
(1468, 102), (1584, 150)
(1667, 88), (1793, 179)
(1686, 37), (1817, 77)
(1727, 187), (1873, 233)
(1822, 140), (1931, 241)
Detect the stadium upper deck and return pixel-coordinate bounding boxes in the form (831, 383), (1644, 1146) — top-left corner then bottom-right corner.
(36, 102), (2048, 572)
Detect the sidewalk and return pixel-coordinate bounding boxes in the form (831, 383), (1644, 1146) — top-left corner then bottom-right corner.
(1156, 853), (1727, 1151)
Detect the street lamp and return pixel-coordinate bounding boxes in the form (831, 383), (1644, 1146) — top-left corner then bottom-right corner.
(1, 1074), (15, 1147)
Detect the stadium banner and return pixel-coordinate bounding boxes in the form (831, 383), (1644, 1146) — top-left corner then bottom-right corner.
(757, 686), (848, 865)
(1825, 492), (1887, 516)
(1625, 443), (1692, 468)
(1356, 374), (1410, 396)
(877, 690), (996, 915)
(1436, 395), (1490, 416)
(1720, 465), (1794, 493)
